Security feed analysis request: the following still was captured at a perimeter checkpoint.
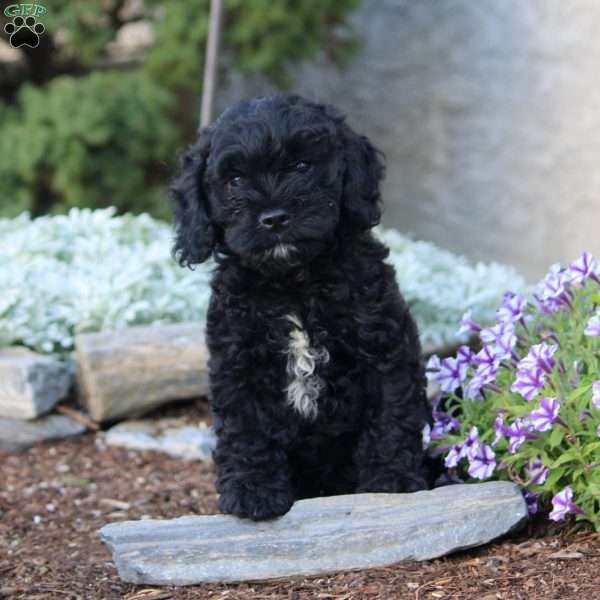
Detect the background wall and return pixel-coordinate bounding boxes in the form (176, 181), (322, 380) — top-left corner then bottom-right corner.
(218, 0), (600, 280)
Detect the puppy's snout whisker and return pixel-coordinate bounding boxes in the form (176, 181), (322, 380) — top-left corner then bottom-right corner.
(259, 208), (290, 231)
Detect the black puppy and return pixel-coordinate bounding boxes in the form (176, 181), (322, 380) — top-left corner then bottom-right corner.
(172, 94), (431, 520)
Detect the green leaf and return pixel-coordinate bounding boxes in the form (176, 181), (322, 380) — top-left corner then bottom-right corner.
(569, 383), (592, 403)
(550, 450), (580, 468)
(542, 467), (566, 490)
(582, 441), (600, 458)
(548, 426), (565, 449)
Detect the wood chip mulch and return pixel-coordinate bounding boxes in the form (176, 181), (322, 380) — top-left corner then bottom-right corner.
(2, 402), (600, 600)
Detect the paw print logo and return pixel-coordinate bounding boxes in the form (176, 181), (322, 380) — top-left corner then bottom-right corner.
(4, 16), (45, 48)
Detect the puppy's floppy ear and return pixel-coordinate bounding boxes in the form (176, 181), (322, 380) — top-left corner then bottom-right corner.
(338, 117), (385, 231)
(171, 127), (215, 267)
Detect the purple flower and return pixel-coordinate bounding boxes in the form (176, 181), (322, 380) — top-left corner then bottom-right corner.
(427, 355), (469, 392)
(511, 367), (547, 401)
(444, 443), (463, 468)
(528, 397), (560, 432)
(431, 411), (460, 440)
(597, 424), (600, 438)
(463, 374), (485, 400)
(443, 427), (480, 468)
(584, 312), (600, 337)
(480, 322), (517, 361)
(464, 367), (497, 400)
(523, 490), (539, 515)
(592, 381), (600, 409)
(458, 309), (481, 335)
(492, 413), (505, 447)
(549, 486), (583, 522)
(518, 343), (558, 375)
(425, 354), (441, 383)
(473, 346), (501, 378)
(435, 357), (468, 392)
(525, 458), (549, 485)
(535, 263), (571, 313)
(567, 251), (598, 286)
(463, 426), (480, 459)
(496, 292), (528, 323)
(494, 328), (518, 361)
(505, 417), (535, 454)
(456, 345), (474, 369)
(467, 443), (496, 480)
(426, 354), (441, 371)
(422, 423), (431, 450)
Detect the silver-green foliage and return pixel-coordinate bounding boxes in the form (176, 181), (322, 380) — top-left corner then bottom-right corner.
(377, 228), (527, 349)
(0, 210), (526, 354)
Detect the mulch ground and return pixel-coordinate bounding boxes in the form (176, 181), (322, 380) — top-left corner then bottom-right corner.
(2, 401), (600, 600)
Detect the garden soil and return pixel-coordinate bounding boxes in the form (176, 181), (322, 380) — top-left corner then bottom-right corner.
(2, 401), (600, 600)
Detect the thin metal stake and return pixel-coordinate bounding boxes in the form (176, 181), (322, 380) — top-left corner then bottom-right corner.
(200, 0), (224, 128)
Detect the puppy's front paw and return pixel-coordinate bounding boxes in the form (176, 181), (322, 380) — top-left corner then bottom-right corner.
(218, 486), (295, 520)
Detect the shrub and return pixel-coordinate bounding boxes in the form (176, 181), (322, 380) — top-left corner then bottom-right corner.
(0, 210), (524, 355)
(427, 254), (600, 529)
(145, 0), (361, 90)
(0, 1), (362, 217)
(0, 72), (178, 219)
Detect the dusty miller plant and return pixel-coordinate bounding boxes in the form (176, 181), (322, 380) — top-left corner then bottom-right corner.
(0, 210), (524, 355)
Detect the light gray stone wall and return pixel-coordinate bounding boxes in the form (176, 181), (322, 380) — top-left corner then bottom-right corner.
(217, 0), (600, 280)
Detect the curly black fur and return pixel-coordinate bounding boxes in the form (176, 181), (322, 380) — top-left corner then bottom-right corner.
(172, 94), (432, 520)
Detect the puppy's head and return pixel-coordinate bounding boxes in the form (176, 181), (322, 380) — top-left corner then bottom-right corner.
(172, 94), (384, 270)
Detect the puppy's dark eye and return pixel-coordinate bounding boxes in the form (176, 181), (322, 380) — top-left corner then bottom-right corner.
(293, 161), (311, 172)
(228, 175), (244, 187)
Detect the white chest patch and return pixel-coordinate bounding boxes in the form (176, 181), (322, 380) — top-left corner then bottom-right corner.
(284, 314), (329, 419)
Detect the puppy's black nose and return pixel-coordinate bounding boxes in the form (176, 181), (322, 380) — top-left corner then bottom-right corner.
(259, 208), (290, 231)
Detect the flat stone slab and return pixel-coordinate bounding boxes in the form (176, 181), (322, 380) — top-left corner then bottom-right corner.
(99, 481), (527, 585)
(104, 418), (216, 461)
(0, 348), (72, 419)
(0, 414), (86, 452)
(75, 322), (208, 422)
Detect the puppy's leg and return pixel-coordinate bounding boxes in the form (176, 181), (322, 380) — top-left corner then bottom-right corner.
(354, 368), (430, 493)
(206, 292), (296, 519)
(352, 275), (431, 493)
(213, 422), (295, 520)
